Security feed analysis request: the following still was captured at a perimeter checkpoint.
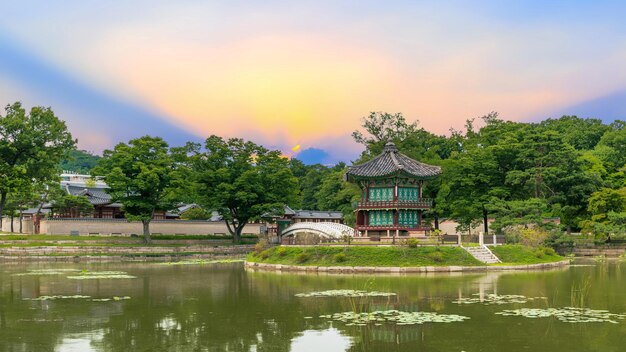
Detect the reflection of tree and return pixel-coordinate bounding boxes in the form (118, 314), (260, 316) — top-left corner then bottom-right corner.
(1, 263), (625, 351)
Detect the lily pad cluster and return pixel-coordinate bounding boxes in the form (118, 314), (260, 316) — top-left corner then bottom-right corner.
(452, 293), (546, 305)
(67, 271), (137, 280)
(295, 290), (396, 298)
(159, 259), (244, 266)
(23, 295), (131, 302)
(495, 307), (626, 324)
(319, 310), (470, 326)
(12, 269), (81, 276)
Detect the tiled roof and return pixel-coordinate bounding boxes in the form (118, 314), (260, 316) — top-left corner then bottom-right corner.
(345, 141), (441, 180)
(66, 185), (112, 205)
(294, 210), (343, 219)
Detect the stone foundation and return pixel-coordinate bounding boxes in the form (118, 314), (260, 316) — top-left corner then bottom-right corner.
(244, 260), (570, 274)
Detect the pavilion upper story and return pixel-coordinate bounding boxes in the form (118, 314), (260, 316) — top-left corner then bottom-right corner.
(345, 140), (441, 237)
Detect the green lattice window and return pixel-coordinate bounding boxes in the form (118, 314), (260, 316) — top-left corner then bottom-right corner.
(398, 210), (420, 227)
(398, 187), (420, 201)
(368, 210), (393, 226)
(368, 187), (394, 201)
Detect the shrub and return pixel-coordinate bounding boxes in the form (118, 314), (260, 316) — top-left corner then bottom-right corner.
(275, 247), (288, 257)
(259, 249), (272, 259)
(428, 251), (444, 262)
(295, 252), (310, 263)
(254, 237), (270, 254)
(533, 249), (545, 259)
(407, 238), (419, 248)
(334, 252), (347, 263)
(542, 247), (556, 256)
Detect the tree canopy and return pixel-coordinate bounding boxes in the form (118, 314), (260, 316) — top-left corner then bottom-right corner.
(185, 136), (300, 243)
(0, 102), (75, 226)
(92, 136), (179, 243)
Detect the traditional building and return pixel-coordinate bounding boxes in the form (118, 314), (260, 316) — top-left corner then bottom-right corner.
(345, 140), (441, 237)
(264, 206), (344, 236)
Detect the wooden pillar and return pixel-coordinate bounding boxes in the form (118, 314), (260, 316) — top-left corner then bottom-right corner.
(394, 179), (398, 201)
(419, 180), (423, 198)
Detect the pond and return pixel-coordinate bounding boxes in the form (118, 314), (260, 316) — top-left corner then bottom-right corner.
(0, 259), (624, 351)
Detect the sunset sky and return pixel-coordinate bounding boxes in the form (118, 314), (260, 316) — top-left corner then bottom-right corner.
(1, 1), (626, 164)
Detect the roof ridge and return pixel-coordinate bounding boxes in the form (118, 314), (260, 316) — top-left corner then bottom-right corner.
(388, 149), (403, 169)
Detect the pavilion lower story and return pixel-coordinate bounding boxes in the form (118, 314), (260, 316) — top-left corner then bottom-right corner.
(354, 209), (431, 237)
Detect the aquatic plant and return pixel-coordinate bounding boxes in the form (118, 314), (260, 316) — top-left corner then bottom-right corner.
(67, 271), (137, 280)
(295, 290), (396, 298)
(12, 269), (81, 276)
(23, 295), (131, 302)
(158, 259), (244, 265)
(319, 310), (470, 326)
(23, 295), (91, 301)
(452, 293), (547, 305)
(495, 307), (626, 323)
(91, 296), (131, 302)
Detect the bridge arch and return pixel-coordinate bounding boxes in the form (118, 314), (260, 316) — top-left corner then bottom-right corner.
(281, 222), (355, 241)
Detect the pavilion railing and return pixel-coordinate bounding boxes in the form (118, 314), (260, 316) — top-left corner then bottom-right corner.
(355, 198), (433, 208)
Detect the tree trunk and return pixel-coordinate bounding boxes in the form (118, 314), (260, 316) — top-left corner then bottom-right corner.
(10, 214), (14, 233)
(19, 211), (23, 233)
(434, 216), (439, 230)
(566, 225), (572, 235)
(142, 220), (152, 244)
(483, 206), (489, 236)
(0, 191), (6, 229)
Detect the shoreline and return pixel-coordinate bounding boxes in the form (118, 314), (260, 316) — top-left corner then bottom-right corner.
(244, 259), (570, 273)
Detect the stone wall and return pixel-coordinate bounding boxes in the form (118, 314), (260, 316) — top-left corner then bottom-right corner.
(38, 219), (262, 236)
(1, 217), (34, 234)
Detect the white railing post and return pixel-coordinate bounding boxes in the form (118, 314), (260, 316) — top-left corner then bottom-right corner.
(479, 231), (484, 246)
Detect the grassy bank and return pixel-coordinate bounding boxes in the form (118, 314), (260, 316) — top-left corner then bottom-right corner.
(247, 245), (565, 267)
(490, 245), (564, 264)
(247, 246), (484, 267)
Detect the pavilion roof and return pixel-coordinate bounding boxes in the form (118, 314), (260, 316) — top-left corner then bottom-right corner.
(345, 140), (441, 181)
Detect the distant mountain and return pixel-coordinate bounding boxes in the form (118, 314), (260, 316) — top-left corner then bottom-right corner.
(59, 149), (101, 174)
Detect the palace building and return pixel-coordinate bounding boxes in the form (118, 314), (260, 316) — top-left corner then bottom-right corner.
(345, 140), (441, 238)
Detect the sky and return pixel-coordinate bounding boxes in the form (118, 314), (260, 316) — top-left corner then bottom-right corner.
(1, 1), (626, 164)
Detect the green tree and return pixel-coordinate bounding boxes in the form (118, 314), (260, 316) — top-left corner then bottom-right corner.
(352, 112), (420, 159)
(50, 194), (94, 218)
(0, 102), (75, 227)
(314, 168), (361, 226)
(186, 136), (300, 243)
(180, 207), (213, 220)
(93, 136), (179, 244)
(60, 149), (101, 173)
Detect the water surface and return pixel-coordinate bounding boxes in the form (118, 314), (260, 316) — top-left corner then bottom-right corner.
(0, 260), (624, 351)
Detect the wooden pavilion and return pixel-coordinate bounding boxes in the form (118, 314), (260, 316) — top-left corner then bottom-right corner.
(345, 140), (441, 238)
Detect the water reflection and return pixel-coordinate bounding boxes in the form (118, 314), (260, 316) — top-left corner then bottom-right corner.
(290, 328), (352, 352)
(0, 260), (624, 351)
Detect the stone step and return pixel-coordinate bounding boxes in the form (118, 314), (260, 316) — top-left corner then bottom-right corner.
(462, 245), (501, 264)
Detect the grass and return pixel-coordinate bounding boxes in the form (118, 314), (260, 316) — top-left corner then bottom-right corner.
(490, 245), (564, 264)
(0, 234), (258, 241)
(247, 246), (484, 267)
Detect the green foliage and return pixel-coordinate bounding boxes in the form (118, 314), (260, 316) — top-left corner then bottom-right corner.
(0, 102), (75, 223)
(407, 238), (419, 248)
(254, 237), (271, 254)
(180, 207), (212, 220)
(60, 149), (101, 173)
(333, 252), (347, 262)
(50, 194), (94, 217)
(503, 227), (551, 248)
(490, 245), (563, 264)
(275, 246), (288, 257)
(185, 136), (300, 243)
(247, 246), (483, 266)
(92, 136), (180, 244)
(295, 252), (311, 263)
(428, 251), (444, 262)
